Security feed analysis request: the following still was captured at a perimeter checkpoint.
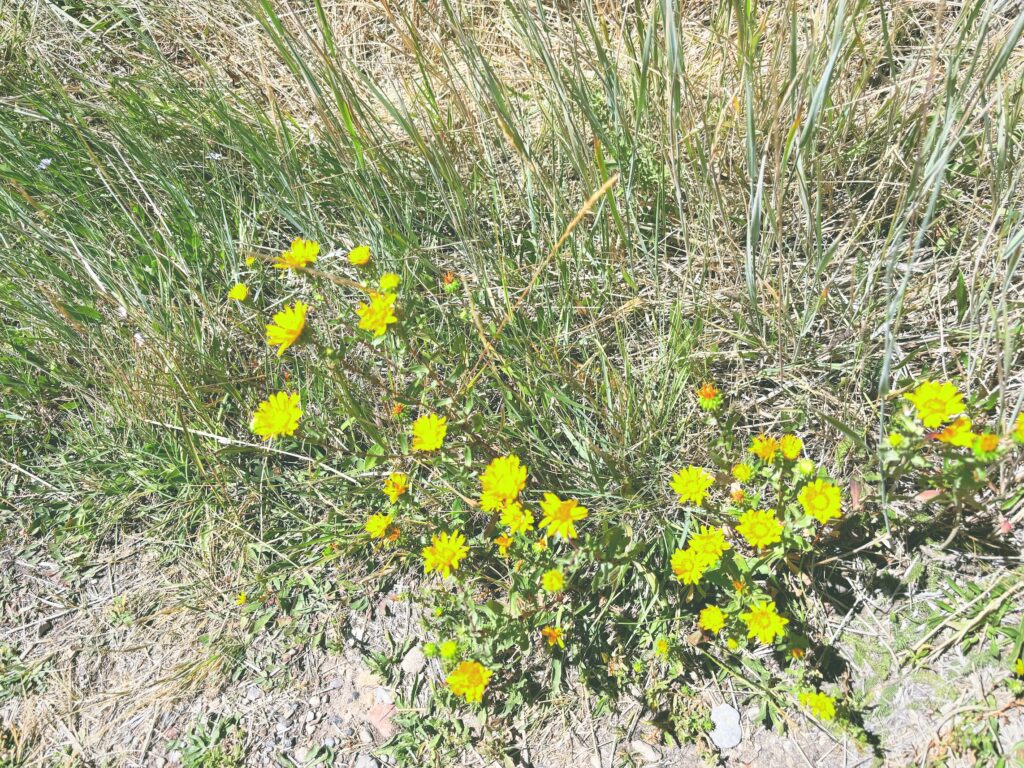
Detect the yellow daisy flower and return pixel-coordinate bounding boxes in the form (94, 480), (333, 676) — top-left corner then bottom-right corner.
(355, 291), (398, 337)
(1015, 658), (1024, 676)
(412, 413), (447, 451)
(539, 493), (588, 539)
(347, 245), (371, 266)
(654, 637), (670, 658)
(446, 660), (491, 703)
(935, 416), (975, 447)
(670, 466), (715, 506)
(480, 455), (528, 512)
(736, 508), (783, 549)
(379, 272), (401, 292)
(698, 605), (726, 634)
(244, 256), (256, 267)
(688, 525), (731, 567)
(799, 691), (836, 721)
(750, 434), (779, 462)
(250, 391), (302, 441)
(422, 531), (468, 579)
(494, 534), (512, 557)
(365, 512), (394, 539)
(541, 569), (565, 593)
(541, 626), (564, 648)
(266, 300), (308, 356)
(797, 479), (841, 525)
(780, 434), (803, 460)
(904, 380), (964, 428)
(383, 472), (408, 503)
(670, 547), (706, 585)
(740, 600), (788, 645)
(732, 463), (753, 483)
(274, 237), (319, 270)
(228, 283), (248, 301)
(500, 502), (534, 535)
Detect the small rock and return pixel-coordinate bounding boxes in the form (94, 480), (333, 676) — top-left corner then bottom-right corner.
(709, 703), (742, 749)
(354, 755), (381, 768)
(309, 695), (321, 707)
(324, 737), (337, 748)
(294, 746), (309, 763)
(151, 759), (166, 768)
(304, 710), (316, 723)
(342, 726), (354, 737)
(366, 703), (397, 739)
(630, 739), (661, 763)
(166, 751), (182, 765)
(400, 646), (426, 676)
(358, 727), (373, 744)
(246, 686), (261, 701)
(374, 687), (394, 705)
(326, 677), (345, 690)
(276, 720), (290, 733)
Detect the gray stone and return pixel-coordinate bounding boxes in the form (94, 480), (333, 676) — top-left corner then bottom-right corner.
(709, 703), (742, 749)
(308, 695), (321, 707)
(293, 746), (309, 763)
(324, 737), (337, 748)
(354, 756), (381, 768)
(374, 687), (394, 705)
(358, 727), (373, 743)
(276, 720), (290, 733)
(629, 739), (661, 762)
(400, 646), (426, 676)
(246, 686), (261, 701)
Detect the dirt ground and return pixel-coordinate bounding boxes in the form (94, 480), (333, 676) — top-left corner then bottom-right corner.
(2, 537), (1021, 767)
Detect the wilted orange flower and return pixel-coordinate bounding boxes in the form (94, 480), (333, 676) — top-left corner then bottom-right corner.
(935, 417), (975, 447)
(541, 626), (565, 648)
(494, 534), (512, 557)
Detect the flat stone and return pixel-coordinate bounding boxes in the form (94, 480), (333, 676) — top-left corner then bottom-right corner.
(293, 746), (309, 762)
(629, 739), (661, 763)
(354, 756), (380, 768)
(709, 703), (742, 749)
(374, 687), (394, 705)
(366, 703), (396, 739)
(400, 646), (426, 676)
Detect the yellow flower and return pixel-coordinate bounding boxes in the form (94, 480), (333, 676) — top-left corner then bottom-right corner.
(541, 569), (565, 593)
(935, 416), (975, 447)
(347, 245), (371, 266)
(732, 463), (753, 483)
(274, 237), (319, 270)
(447, 660), (491, 703)
(670, 466), (715, 506)
(688, 525), (731, 567)
(266, 300), (308, 356)
(244, 256), (256, 266)
(904, 380), (964, 428)
(1014, 413), (1024, 444)
(670, 547), (706, 585)
(539, 493), (588, 539)
(250, 391), (302, 441)
(736, 509), (783, 549)
(541, 626), (564, 648)
(235, 592), (247, 606)
(439, 640), (458, 659)
(1015, 658), (1024, 676)
(365, 512), (394, 539)
(532, 537), (548, 553)
(750, 435), (779, 462)
(383, 472), (409, 503)
(355, 291), (398, 337)
(228, 283), (248, 301)
(494, 535), (512, 557)
(780, 434), (803, 460)
(480, 455), (528, 512)
(699, 605), (725, 634)
(796, 458), (816, 476)
(740, 600), (788, 645)
(799, 691), (836, 721)
(422, 531), (468, 579)
(654, 637), (670, 657)
(412, 413), (447, 451)
(887, 432), (905, 448)
(500, 501), (534, 536)
(797, 479), (842, 525)
(379, 272), (401, 292)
